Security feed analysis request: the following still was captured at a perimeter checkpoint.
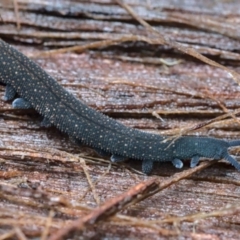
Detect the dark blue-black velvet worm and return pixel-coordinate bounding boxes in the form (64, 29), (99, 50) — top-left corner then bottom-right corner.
(0, 39), (240, 174)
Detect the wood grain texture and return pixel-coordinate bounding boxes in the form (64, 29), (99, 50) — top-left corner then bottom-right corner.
(0, 0), (240, 239)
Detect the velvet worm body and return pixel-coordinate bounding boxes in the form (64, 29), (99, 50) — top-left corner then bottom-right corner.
(0, 39), (240, 174)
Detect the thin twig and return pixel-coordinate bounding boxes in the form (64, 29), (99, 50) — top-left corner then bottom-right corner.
(115, 0), (240, 85)
(41, 210), (54, 240)
(13, 0), (20, 30)
(0, 230), (16, 240)
(48, 161), (213, 240)
(48, 177), (159, 240)
(14, 227), (27, 240)
(79, 157), (100, 205)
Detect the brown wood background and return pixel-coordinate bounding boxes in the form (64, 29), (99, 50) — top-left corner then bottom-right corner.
(1, 0), (240, 239)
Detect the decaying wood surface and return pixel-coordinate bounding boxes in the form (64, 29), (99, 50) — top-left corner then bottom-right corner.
(0, 0), (240, 239)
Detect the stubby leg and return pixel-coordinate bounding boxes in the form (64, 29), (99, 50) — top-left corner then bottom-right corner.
(2, 85), (16, 101)
(94, 148), (109, 157)
(110, 154), (126, 162)
(12, 98), (32, 109)
(190, 155), (200, 168)
(172, 158), (183, 168)
(224, 153), (240, 170)
(41, 117), (52, 128)
(69, 137), (82, 146)
(142, 159), (153, 175)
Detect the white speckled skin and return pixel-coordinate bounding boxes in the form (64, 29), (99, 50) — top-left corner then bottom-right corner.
(0, 39), (240, 174)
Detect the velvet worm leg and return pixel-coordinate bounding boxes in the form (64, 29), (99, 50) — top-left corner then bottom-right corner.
(172, 158), (183, 168)
(224, 153), (240, 170)
(190, 155), (200, 168)
(3, 84), (16, 101)
(12, 98), (32, 109)
(41, 117), (52, 127)
(110, 154), (126, 162)
(94, 148), (109, 157)
(142, 159), (153, 175)
(69, 137), (82, 146)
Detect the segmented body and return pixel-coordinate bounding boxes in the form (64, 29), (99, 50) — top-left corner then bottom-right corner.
(0, 39), (239, 174)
